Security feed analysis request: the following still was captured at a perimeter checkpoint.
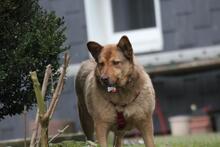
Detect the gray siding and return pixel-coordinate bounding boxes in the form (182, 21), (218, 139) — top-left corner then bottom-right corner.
(40, 0), (89, 63)
(153, 69), (220, 133)
(41, 0), (220, 55)
(42, 0), (220, 56)
(39, 0), (220, 57)
(39, 0), (87, 132)
(160, 0), (220, 51)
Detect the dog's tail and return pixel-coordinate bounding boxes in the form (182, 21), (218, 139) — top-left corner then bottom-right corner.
(75, 62), (95, 141)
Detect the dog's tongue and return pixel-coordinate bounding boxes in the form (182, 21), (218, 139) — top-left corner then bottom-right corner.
(107, 86), (117, 93)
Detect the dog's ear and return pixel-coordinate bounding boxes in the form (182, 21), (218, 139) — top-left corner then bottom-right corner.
(117, 35), (133, 62)
(87, 41), (103, 62)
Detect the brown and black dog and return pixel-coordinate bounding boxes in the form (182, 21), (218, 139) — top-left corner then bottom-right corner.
(75, 36), (155, 147)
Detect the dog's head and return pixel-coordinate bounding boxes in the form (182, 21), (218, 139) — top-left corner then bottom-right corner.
(87, 36), (134, 88)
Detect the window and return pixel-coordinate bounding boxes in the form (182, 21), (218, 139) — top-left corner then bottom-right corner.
(111, 0), (156, 32)
(84, 0), (163, 53)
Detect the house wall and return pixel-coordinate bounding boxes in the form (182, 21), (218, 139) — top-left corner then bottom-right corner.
(40, 0), (89, 63)
(41, 0), (220, 60)
(161, 0), (220, 51)
(154, 0), (220, 133)
(153, 69), (220, 133)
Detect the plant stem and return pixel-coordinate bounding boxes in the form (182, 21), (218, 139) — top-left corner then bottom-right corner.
(30, 71), (48, 147)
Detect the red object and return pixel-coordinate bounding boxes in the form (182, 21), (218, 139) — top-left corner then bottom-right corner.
(109, 91), (141, 130)
(190, 115), (212, 134)
(117, 111), (126, 130)
(155, 98), (169, 134)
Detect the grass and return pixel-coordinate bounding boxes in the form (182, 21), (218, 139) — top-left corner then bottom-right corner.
(50, 133), (220, 147)
(155, 133), (220, 147)
(50, 140), (88, 147)
(126, 133), (220, 147)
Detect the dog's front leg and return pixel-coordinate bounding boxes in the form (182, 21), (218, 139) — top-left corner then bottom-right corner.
(114, 134), (124, 147)
(95, 121), (108, 147)
(137, 117), (155, 147)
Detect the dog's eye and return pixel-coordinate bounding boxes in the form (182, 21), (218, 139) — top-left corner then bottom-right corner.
(98, 62), (104, 66)
(112, 61), (120, 65)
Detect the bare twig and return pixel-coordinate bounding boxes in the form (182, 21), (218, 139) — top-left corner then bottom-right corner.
(30, 71), (46, 115)
(30, 65), (52, 147)
(30, 53), (70, 147)
(42, 64), (52, 97)
(49, 72), (66, 119)
(45, 54), (70, 119)
(49, 125), (70, 143)
(24, 105), (27, 147)
(30, 110), (40, 147)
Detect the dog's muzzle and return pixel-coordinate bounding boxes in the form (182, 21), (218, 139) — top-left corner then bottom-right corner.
(100, 76), (110, 86)
(100, 76), (118, 93)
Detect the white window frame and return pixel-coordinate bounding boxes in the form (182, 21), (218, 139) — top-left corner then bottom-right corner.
(84, 0), (163, 53)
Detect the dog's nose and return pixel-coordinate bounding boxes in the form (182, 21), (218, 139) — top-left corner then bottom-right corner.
(100, 75), (109, 85)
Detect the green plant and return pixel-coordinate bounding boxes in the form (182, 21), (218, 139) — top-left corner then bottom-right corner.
(0, 0), (69, 119)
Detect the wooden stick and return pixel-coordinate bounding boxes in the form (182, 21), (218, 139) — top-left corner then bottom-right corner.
(49, 125), (70, 143)
(30, 72), (46, 116)
(24, 105), (27, 147)
(30, 53), (70, 147)
(30, 71), (49, 147)
(49, 69), (66, 119)
(42, 65), (52, 98)
(45, 53), (70, 120)
(29, 110), (40, 147)
(30, 65), (52, 147)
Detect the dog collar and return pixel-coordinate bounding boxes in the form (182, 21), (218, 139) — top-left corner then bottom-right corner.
(109, 91), (141, 130)
(109, 91), (140, 107)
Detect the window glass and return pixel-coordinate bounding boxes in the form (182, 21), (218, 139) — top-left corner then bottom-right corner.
(111, 0), (156, 32)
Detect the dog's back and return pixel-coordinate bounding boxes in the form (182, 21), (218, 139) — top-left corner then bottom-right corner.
(75, 59), (96, 93)
(75, 59), (96, 141)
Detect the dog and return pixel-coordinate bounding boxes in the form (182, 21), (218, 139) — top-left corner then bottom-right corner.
(75, 36), (155, 147)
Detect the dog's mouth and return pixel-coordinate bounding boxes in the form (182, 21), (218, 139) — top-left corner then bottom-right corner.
(99, 77), (119, 93)
(107, 86), (117, 93)
(102, 82), (118, 93)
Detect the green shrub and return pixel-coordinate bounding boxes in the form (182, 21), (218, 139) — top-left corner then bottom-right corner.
(0, 0), (69, 119)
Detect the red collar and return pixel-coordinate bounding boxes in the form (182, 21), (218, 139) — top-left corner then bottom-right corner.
(109, 91), (140, 107)
(108, 91), (141, 130)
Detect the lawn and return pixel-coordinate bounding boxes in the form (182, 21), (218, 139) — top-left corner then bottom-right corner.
(155, 133), (220, 147)
(125, 133), (220, 147)
(50, 133), (220, 147)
